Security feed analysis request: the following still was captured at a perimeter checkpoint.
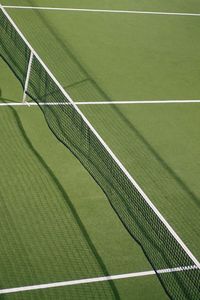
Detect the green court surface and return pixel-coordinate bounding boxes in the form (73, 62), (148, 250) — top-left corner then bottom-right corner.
(0, 1), (200, 299)
(0, 60), (168, 300)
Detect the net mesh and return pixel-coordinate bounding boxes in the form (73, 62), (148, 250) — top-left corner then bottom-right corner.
(0, 7), (30, 85)
(0, 7), (199, 300)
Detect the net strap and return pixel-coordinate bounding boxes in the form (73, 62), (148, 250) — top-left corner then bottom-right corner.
(22, 50), (33, 103)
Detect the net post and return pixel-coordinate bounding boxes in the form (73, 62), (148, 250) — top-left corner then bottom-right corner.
(22, 51), (33, 104)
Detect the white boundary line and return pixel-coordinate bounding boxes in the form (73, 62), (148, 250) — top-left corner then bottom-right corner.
(1, 100), (200, 106)
(1, 4), (200, 272)
(0, 265), (197, 295)
(2, 6), (200, 17)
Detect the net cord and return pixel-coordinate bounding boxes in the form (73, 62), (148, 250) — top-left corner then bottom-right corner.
(1, 3), (199, 270)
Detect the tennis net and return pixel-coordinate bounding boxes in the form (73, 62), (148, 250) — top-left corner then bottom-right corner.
(0, 5), (199, 299)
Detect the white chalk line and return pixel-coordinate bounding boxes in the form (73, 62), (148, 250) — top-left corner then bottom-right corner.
(1, 6), (199, 297)
(1, 100), (200, 107)
(2, 6), (200, 17)
(0, 265), (197, 295)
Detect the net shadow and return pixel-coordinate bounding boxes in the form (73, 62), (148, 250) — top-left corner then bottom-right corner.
(0, 101), (119, 299)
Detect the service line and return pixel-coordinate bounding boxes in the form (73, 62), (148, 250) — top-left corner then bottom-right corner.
(0, 265), (197, 295)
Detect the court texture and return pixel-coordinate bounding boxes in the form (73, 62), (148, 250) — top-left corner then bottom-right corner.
(0, 1), (200, 299)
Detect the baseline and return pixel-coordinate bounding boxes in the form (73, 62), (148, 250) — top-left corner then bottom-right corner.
(3, 6), (200, 17)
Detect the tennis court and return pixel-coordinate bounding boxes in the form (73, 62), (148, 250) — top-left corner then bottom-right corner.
(0, 1), (200, 299)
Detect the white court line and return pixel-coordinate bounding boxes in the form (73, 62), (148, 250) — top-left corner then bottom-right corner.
(3, 6), (200, 17)
(1, 100), (200, 106)
(1, 5), (200, 283)
(0, 265), (197, 295)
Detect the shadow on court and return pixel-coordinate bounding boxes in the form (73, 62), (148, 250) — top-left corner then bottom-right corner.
(0, 102), (119, 299)
(27, 0), (200, 211)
